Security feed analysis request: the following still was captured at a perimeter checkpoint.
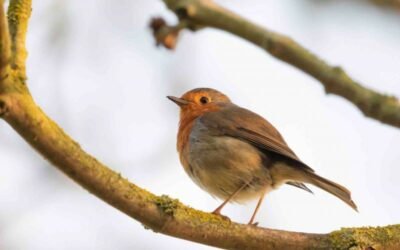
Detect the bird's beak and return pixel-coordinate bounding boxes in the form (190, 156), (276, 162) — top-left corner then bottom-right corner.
(167, 96), (189, 107)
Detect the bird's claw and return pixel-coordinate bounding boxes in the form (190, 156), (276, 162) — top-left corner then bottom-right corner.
(211, 211), (231, 221)
(248, 221), (259, 227)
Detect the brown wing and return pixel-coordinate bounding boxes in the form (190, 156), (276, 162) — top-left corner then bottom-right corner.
(199, 103), (314, 172)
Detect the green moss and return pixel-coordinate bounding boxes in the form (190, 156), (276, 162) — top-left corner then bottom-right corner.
(328, 225), (400, 250)
(7, 0), (32, 34)
(328, 228), (357, 249)
(6, 0), (31, 78)
(155, 195), (179, 216)
(175, 205), (232, 229)
(153, 193), (231, 229)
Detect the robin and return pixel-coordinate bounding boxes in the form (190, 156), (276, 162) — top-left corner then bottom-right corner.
(168, 88), (357, 225)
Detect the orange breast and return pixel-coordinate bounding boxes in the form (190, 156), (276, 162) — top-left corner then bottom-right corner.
(176, 104), (221, 170)
(177, 113), (196, 170)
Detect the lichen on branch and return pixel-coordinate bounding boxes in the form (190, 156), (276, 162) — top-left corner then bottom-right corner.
(0, 0), (10, 79)
(328, 225), (400, 249)
(7, 0), (31, 77)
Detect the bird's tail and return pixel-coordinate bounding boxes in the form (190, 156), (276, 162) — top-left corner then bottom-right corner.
(272, 164), (358, 211)
(302, 170), (358, 211)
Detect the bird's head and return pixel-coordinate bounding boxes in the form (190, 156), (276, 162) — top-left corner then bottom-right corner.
(167, 88), (231, 120)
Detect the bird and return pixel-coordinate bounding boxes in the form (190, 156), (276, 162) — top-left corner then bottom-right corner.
(167, 87), (357, 225)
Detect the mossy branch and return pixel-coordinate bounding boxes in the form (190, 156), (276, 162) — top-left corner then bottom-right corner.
(0, 0), (10, 80)
(7, 0), (31, 79)
(153, 0), (400, 129)
(1, 1), (400, 249)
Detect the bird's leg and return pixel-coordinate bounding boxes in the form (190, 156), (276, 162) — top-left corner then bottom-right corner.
(212, 183), (247, 215)
(248, 189), (267, 226)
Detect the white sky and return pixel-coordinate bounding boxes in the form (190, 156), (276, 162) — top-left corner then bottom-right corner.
(0, 0), (399, 249)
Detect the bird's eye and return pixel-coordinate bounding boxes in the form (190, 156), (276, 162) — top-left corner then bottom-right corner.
(199, 96), (209, 104)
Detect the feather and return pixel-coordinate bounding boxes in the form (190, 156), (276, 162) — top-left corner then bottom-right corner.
(286, 181), (313, 194)
(199, 103), (314, 172)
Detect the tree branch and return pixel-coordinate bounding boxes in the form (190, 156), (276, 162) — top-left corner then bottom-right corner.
(1, 1), (400, 249)
(152, 0), (400, 129)
(370, 0), (400, 10)
(150, 17), (187, 49)
(0, 0), (10, 80)
(7, 0), (31, 79)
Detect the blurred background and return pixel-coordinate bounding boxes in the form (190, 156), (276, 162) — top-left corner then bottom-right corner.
(1, 0), (399, 249)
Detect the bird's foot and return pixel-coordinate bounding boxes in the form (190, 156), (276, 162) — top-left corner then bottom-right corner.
(211, 211), (231, 221)
(248, 221), (259, 227)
